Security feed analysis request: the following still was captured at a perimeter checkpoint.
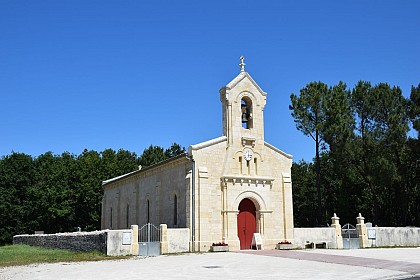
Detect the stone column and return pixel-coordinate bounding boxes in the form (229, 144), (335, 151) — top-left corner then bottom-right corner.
(330, 213), (343, 249)
(222, 180), (228, 242)
(160, 224), (168, 254)
(356, 213), (368, 248)
(258, 211), (265, 235)
(282, 173), (294, 241)
(226, 210), (240, 251)
(131, 225), (139, 256)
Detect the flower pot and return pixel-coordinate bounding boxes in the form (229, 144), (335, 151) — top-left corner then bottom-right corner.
(276, 243), (293, 250)
(210, 245), (229, 252)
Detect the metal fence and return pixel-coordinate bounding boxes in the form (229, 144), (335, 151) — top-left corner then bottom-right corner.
(342, 223), (360, 249)
(138, 223), (161, 256)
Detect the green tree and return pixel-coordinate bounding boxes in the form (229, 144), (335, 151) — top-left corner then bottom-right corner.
(0, 153), (34, 245)
(138, 145), (167, 168)
(323, 82), (355, 158)
(290, 81), (328, 225)
(399, 138), (420, 225)
(101, 148), (139, 179)
(322, 82), (359, 224)
(75, 149), (104, 231)
(29, 152), (78, 233)
(164, 143), (186, 158)
(398, 84), (420, 225)
(409, 84), (420, 135)
(351, 82), (409, 225)
(0, 143), (187, 244)
(291, 161), (317, 227)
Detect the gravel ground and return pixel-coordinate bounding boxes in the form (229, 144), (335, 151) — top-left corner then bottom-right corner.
(1, 248), (420, 280)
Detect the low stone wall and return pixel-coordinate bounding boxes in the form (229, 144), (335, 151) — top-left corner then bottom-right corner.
(167, 228), (189, 253)
(13, 231), (107, 253)
(293, 228), (338, 249)
(367, 227), (420, 247)
(106, 229), (133, 256)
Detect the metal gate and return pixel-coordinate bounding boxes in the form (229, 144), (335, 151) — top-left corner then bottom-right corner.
(138, 223), (161, 256)
(341, 223), (360, 249)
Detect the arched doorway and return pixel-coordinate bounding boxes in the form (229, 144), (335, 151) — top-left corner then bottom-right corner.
(237, 198), (257, 250)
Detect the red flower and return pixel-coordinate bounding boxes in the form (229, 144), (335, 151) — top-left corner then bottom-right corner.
(212, 242), (228, 246)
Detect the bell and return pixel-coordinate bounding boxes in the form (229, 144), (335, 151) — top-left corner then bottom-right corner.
(242, 113), (248, 123)
(241, 104), (248, 123)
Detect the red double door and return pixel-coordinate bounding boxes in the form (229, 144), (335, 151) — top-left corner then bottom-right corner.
(237, 198), (256, 250)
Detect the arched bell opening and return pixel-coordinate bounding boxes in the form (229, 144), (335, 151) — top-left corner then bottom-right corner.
(241, 97), (253, 129)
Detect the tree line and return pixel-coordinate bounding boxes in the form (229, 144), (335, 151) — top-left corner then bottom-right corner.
(290, 81), (420, 228)
(2, 81), (419, 244)
(0, 143), (185, 245)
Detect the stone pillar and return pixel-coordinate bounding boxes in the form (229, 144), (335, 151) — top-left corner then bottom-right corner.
(330, 213), (343, 249)
(222, 180), (228, 242)
(258, 211), (265, 235)
(226, 210), (240, 251)
(282, 173), (294, 241)
(356, 213), (368, 248)
(160, 224), (168, 254)
(131, 225), (139, 256)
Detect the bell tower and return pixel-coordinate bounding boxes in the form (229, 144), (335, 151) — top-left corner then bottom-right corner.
(219, 56), (267, 150)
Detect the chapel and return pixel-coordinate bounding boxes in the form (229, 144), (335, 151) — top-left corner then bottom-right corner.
(101, 57), (294, 251)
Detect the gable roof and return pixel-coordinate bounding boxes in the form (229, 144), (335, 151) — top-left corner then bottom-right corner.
(102, 153), (189, 187)
(264, 141), (293, 159)
(222, 71), (267, 96)
(188, 136), (227, 154)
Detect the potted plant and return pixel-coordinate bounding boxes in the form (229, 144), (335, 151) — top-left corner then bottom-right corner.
(210, 242), (229, 252)
(276, 241), (293, 250)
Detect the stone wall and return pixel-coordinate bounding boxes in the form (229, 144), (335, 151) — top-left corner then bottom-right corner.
(102, 156), (191, 231)
(293, 228), (338, 249)
(13, 231), (107, 253)
(367, 227), (420, 247)
(167, 228), (189, 253)
(106, 229), (133, 256)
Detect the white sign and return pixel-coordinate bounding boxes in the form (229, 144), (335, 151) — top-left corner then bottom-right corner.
(367, 229), (376, 239)
(122, 232), (132, 245)
(251, 233), (263, 250)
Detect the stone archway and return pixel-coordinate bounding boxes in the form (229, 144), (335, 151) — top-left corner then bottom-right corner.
(237, 198), (257, 250)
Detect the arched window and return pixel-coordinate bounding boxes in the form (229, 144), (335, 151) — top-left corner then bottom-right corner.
(110, 207), (113, 229)
(147, 200), (150, 223)
(174, 195), (178, 226)
(254, 158), (258, 175)
(241, 97), (253, 129)
(126, 204), (130, 228)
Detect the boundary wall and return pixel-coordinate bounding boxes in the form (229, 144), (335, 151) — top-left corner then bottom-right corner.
(13, 231), (107, 253)
(13, 228), (136, 256)
(293, 213), (420, 250)
(13, 224), (189, 256)
(366, 227), (420, 248)
(14, 219), (420, 254)
(293, 228), (338, 249)
(160, 226), (190, 254)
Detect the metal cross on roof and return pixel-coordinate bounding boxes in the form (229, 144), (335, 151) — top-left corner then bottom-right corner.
(239, 56), (245, 72)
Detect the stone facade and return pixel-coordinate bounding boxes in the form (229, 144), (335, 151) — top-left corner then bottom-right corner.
(101, 59), (294, 251)
(102, 155), (191, 229)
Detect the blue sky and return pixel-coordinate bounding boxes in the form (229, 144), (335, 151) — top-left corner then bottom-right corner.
(1, 1), (419, 162)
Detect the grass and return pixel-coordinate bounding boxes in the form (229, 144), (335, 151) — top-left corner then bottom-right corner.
(0, 244), (131, 267)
